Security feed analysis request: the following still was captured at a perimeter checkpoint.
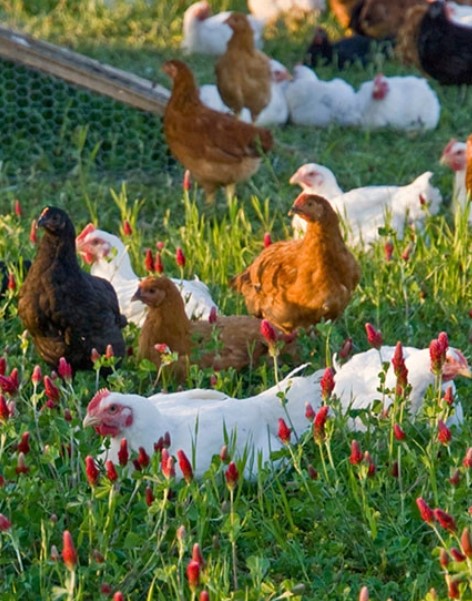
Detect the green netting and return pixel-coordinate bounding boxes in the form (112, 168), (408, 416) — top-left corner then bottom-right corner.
(0, 57), (169, 180)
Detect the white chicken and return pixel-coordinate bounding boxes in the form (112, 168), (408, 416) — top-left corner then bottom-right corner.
(289, 162), (443, 247)
(182, 1), (264, 56)
(356, 74), (440, 131)
(247, 0), (326, 22)
(75, 225), (219, 326)
(199, 58), (290, 126)
(83, 366), (324, 479)
(448, 1), (472, 26)
(439, 138), (471, 224)
(285, 65), (361, 127)
(333, 345), (471, 431)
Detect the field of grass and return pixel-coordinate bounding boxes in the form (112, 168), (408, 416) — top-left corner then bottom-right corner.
(0, 1), (471, 599)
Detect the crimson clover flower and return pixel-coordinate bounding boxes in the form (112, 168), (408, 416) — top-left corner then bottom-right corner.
(85, 456), (99, 487)
(225, 461), (239, 490)
(320, 367), (335, 400)
(365, 323), (382, 349)
(105, 460), (118, 483)
(349, 440), (363, 465)
(416, 497), (434, 523)
(62, 530), (78, 571)
(434, 508), (456, 532)
(118, 438), (129, 466)
(186, 560), (201, 590)
(277, 418), (291, 444)
(177, 449), (194, 483)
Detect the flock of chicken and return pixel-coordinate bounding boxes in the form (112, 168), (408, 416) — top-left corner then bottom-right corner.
(12, 0), (472, 478)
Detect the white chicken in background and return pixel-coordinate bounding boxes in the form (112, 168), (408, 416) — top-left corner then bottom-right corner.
(448, 1), (472, 26)
(356, 74), (441, 131)
(199, 59), (291, 126)
(285, 65), (361, 127)
(83, 366), (324, 479)
(247, 0), (326, 22)
(439, 139), (471, 224)
(75, 225), (219, 326)
(333, 345), (471, 431)
(182, 1), (264, 56)
(289, 163), (443, 247)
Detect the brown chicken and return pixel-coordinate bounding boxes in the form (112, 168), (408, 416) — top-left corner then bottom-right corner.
(329, 0), (362, 28)
(465, 134), (472, 196)
(162, 59), (273, 203)
(132, 275), (295, 382)
(396, 3), (428, 67)
(350, 0), (425, 39)
(231, 193), (361, 333)
(215, 12), (271, 122)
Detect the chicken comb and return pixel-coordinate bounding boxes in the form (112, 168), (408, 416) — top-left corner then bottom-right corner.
(76, 223), (96, 243)
(87, 388), (111, 413)
(442, 139), (458, 155)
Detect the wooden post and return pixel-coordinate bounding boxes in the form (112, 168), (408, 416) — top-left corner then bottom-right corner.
(0, 25), (170, 115)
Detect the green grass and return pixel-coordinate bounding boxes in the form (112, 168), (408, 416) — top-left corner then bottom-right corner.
(0, 1), (471, 600)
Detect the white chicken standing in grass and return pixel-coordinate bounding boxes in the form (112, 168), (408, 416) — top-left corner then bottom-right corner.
(285, 65), (361, 127)
(181, 1), (265, 56)
(289, 162), (443, 247)
(75, 225), (218, 326)
(356, 74), (440, 131)
(199, 58), (291, 126)
(83, 366), (324, 479)
(439, 138), (471, 224)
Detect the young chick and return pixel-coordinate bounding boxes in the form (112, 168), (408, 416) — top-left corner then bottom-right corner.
(231, 193), (361, 333)
(18, 207), (127, 371)
(132, 275), (292, 381)
(215, 12), (271, 122)
(162, 59), (273, 203)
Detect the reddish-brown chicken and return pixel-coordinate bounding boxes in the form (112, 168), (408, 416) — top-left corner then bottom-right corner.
(215, 12), (271, 122)
(396, 3), (428, 67)
(231, 193), (361, 333)
(162, 59), (273, 203)
(350, 0), (424, 39)
(465, 134), (472, 196)
(132, 276), (294, 382)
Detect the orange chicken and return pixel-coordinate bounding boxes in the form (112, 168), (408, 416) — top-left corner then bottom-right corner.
(231, 193), (361, 333)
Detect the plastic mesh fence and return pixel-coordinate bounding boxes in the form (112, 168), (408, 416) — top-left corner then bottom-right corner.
(0, 56), (170, 182)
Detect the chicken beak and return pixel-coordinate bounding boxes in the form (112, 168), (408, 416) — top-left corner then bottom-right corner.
(83, 413), (100, 428)
(131, 287), (142, 302)
(288, 205), (301, 217)
(458, 366), (472, 379)
(289, 173), (300, 186)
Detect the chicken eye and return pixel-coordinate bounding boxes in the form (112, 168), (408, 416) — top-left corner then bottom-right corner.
(108, 404), (118, 413)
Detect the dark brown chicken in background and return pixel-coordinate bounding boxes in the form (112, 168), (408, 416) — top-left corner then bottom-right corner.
(215, 12), (271, 122)
(231, 193), (361, 333)
(133, 276), (295, 382)
(162, 59), (273, 203)
(18, 206), (127, 371)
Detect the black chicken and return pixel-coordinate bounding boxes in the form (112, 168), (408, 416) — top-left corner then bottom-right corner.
(18, 207), (127, 371)
(417, 1), (472, 85)
(304, 26), (394, 69)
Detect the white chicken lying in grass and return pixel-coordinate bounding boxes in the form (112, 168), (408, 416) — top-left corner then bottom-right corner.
(83, 366), (324, 479)
(248, 0), (326, 22)
(182, 0), (264, 56)
(289, 162), (443, 247)
(199, 58), (291, 126)
(76, 225), (218, 326)
(285, 65), (360, 127)
(333, 344), (471, 431)
(356, 74), (440, 131)
(83, 335), (470, 478)
(439, 138), (471, 224)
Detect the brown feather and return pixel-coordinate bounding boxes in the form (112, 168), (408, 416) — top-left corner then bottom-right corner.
(162, 59), (273, 202)
(215, 12), (271, 122)
(134, 276), (296, 382)
(231, 193), (361, 333)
